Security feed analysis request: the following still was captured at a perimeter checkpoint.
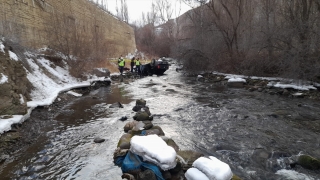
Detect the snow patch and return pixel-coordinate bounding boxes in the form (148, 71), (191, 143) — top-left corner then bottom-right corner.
(0, 73), (8, 84)
(0, 53), (110, 134)
(0, 108), (34, 134)
(268, 82), (316, 91)
(185, 168), (210, 180)
(9, 51), (18, 61)
(228, 77), (246, 83)
(19, 94), (25, 104)
(0, 41), (4, 53)
(191, 156), (233, 180)
(67, 91), (82, 97)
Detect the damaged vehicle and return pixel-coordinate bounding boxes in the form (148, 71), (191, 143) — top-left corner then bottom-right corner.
(141, 58), (170, 76)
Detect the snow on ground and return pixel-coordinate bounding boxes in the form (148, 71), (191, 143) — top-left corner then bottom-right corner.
(227, 77), (246, 83)
(0, 41), (4, 53)
(0, 73), (8, 84)
(222, 73), (317, 91)
(9, 51), (18, 61)
(267, 81), (317, 91)
(67, 91), (82, 97)
(0, 49), (108, 134)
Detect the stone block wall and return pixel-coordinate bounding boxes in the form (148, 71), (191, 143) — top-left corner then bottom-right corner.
(0, 0), (136, 56)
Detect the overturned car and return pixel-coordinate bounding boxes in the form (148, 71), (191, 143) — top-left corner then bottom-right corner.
(140, 58), (169, 76)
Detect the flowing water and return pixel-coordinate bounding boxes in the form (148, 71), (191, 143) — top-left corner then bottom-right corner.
(1, 65), (320, 180)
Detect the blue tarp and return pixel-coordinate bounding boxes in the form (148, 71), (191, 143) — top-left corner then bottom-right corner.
(115, 151), (164, 180)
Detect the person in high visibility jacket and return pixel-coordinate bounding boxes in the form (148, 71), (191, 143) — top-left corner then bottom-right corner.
(135, 58), (141, 75)
(118, 56), (125, 75)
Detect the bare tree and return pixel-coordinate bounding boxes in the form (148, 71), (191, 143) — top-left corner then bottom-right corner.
(115, 0), (129, 23)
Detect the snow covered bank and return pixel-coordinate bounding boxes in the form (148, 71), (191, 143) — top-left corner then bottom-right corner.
(0, 46), (110, 134)
(221, 73), (319, 91)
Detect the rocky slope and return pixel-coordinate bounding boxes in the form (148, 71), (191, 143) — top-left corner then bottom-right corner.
(0, 44), (30, 116)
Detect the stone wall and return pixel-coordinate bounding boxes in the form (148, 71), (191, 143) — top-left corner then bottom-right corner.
(0, 0), (136, 56)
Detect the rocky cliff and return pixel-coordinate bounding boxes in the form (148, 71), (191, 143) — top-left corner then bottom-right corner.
(0, 0), (136, 56)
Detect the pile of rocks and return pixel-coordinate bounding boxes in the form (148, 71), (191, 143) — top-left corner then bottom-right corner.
(112, 99), (238, 180)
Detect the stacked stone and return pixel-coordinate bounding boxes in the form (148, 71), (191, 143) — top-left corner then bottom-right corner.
(113, 98), (205, 180)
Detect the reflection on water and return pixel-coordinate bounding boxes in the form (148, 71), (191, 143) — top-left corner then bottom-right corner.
(1, 85), (132, 180)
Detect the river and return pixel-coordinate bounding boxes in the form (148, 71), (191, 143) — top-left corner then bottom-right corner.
(1, 64), (319, 180)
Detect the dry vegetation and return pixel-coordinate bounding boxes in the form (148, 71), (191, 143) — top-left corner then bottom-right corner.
(134, 0), (320, 82)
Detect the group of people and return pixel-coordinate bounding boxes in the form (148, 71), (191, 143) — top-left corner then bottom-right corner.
(118, 55), (141, 75)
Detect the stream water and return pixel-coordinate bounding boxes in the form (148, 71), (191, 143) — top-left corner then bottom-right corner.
(1, 65), (320, 180)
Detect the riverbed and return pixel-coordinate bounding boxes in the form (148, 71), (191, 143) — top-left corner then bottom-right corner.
(1, 65), (320, 180)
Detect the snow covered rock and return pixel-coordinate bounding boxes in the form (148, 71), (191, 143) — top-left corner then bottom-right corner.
(130, 134), (177, 170)
(227, 78), (246, 88)
(185, 168), (209, 180)
(186, 156), (233, 180)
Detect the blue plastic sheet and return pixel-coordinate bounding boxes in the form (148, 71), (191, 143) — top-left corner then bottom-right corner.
(115, 151), (164, 180)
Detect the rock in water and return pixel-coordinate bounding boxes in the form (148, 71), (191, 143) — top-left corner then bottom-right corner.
(109, 102), (124, 108)
(136, 99), (146, 106)
(119, 116), (128, 121)
(94, 137), (105, 143)
(297, 155), (320, 170)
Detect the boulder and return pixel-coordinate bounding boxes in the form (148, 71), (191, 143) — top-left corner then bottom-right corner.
(124, 120), (140, 132)
(113, 147), (129, 160)
(144, 129), (161, 136)
(142, 121), (153, 130)
(133, 111), (150, 121)
(137, 169), (157, 180)
(121, 173), (136, 180)
(232, 175), (242, 180)
(148, 126), (165, 136)
(117, 133), (133, 149)
(109, 102), (123, 108)
(132, 105), (143, 112)
(119, 116), (128, 121)
(162, 136), (179, 152)
(133, 106), (151, 116)
(136, 99), (146, 107)
(177, 150), (203, 171)
(297, 155), (320, 170)
(93, 137), (105, 143)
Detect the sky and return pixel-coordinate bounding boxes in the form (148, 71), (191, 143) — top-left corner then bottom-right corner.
(103, 0), (194, 23)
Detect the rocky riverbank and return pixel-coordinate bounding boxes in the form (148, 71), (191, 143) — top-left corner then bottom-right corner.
(193, 72), (320, 100)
